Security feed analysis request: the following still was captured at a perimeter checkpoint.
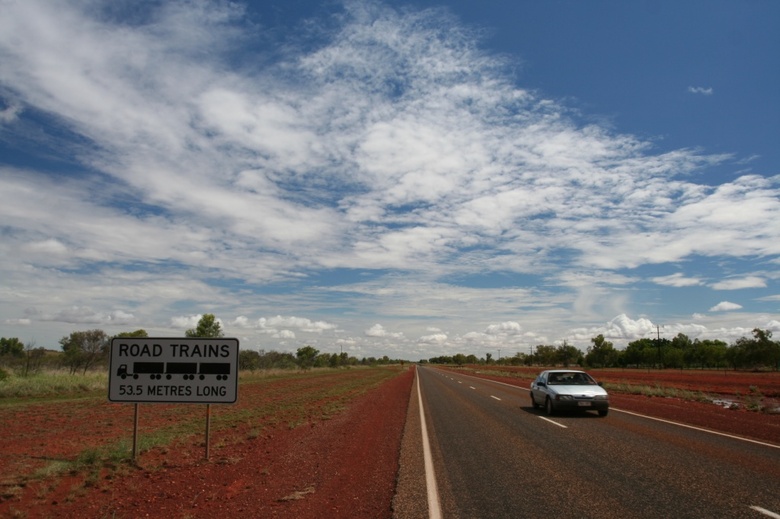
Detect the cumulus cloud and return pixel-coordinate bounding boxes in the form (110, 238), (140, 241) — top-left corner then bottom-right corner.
(232, 315), (337, 333)
(419, 333), (448, 344)
(4, 318), (31, 326)
(710, 277), (766, 290)
(652, 273), (702, 287)
(765, 320), (780, 332)
(688, 86), (713, 95)
(39, 307), (136, 325)
(603, 314), (656, 340)
(485, 321), (523, 335)
(364, 324), (404, 338)
(709, 301), (742, 312)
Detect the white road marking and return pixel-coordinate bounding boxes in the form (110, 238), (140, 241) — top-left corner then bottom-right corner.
(469, 386), (476, 390)
(751, 506), (780, 518)
(612, 408), (780, 450)
(417, 369), (442, 519)
(491, 395), (501, 401)
(538, 416), (568, 428)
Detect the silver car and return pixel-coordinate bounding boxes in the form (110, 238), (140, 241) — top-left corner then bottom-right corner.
(530, 370), (609, 417)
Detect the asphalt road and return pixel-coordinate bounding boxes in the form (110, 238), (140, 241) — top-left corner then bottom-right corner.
(413, 366), (780, 519)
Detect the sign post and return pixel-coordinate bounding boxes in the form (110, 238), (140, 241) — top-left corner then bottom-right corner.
(108, 338), (239, 460)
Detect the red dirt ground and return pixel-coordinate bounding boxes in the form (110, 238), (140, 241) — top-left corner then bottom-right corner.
(1, 366), (778, 518)
(0, 368), (414, 519)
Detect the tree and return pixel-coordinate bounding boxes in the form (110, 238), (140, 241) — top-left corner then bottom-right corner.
(0, 337), (24, 357)
(115, 329), (149, 338)
(728, 329), (780, 370)
(586, 335), (618, 368)
(533, 345), (558, 366)
(185, 314), (224, 338)
(22, 340), (46, 377)
(296, 345), (319, 370)
(239, 350), (260, 371)
(692, 339), (728, 368)
(556, 341), (582, 367)
(752, 329), (780, 370)
(59, 329), (109, 375)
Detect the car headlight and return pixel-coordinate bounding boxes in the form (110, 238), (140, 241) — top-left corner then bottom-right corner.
(593, 394), (609, 400)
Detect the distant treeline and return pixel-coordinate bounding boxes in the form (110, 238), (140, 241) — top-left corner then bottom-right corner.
(424, 329), (780, 371)
(2, 327), (778, 377)
(0, 332), (406, 377)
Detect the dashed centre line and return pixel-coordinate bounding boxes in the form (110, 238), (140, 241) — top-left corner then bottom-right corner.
(538, 416), (568, 428)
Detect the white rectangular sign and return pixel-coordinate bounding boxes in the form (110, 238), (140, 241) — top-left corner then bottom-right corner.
(108, 338), (239, 404)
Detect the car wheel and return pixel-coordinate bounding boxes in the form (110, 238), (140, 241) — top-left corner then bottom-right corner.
(545, 397), (554, 416)
(530, 393), (540, 409)
(598, 409), (609, 417)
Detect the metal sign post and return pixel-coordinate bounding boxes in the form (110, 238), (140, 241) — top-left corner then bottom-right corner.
(133, 403), (140, 460)
(205, 404), (212, 460)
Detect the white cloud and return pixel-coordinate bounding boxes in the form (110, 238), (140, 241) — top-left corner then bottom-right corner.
(709, 301), (743, 312)
(485, 321), (523, 335)
(232, 315), (337, 333)
(4, 318), (31, 326)
(364, 324), (404, 338)
(652, 273), (702, 287)
(36, 307), (136, 325)
(688, 86), (714, 95)
(711, 276), (766, 290)
(0, 102), (22, 123)
(419, 333), (448, 344)
(603, 314), (657, 340)
(275, 330), (296, 339)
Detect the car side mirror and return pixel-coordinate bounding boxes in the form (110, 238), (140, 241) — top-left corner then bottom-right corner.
(598, 382), (603, 387)
(537, 381), (546, 387)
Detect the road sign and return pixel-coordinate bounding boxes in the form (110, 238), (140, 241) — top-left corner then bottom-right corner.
(108, 338), (239, 404)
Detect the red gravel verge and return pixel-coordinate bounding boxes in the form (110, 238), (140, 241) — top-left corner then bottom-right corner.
(0, 368), (414, 518)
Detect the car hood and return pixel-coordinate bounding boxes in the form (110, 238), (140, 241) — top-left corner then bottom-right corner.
(550, 384), (608, 397)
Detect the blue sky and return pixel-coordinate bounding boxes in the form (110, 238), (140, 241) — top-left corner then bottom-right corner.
(1, 0), (778, 360)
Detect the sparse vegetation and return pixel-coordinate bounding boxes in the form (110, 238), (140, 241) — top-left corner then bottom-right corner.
(0, 366), (406, 510)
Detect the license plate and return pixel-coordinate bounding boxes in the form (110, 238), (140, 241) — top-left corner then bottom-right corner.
(577, 401), (591, 407)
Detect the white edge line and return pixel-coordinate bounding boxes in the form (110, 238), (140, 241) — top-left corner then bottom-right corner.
(751, 505), (780, 518)
(441, 369), (780, 450)
(538, 416), (567, 428)
(417, 368), (443, 519)
(611, 407), (780, 450)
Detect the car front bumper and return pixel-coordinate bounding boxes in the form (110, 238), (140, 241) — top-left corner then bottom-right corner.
(552, 399), (609, 412)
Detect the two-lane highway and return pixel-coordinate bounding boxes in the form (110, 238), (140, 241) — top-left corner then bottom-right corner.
(416, 366), (780, 519)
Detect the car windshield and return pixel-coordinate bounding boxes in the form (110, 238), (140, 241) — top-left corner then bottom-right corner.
(547, 372), (595, 385)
